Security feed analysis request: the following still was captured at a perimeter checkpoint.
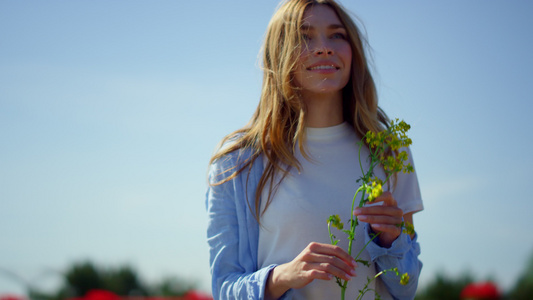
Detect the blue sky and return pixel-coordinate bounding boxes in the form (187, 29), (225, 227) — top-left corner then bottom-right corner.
(1, 0), (533, 296)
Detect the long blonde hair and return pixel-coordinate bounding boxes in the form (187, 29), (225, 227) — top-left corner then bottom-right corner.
(209, 0), (389, 221)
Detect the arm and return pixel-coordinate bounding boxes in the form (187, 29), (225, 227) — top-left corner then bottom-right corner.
(206, 153), (278, 299)
(362, 212), (422, 300)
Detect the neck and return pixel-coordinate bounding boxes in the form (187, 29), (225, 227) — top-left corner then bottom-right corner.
(302, 91), (344, 128)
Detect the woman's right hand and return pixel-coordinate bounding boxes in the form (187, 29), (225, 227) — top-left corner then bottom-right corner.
(265, 242), (358, 299)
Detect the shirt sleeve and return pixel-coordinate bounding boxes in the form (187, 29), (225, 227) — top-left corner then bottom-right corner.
(366, 148), (424, 299)
(206, 151), (293, 300)
(364, 224), (423, 300)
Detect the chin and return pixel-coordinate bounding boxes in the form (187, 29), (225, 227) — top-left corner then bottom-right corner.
(312, 84), (346, 94)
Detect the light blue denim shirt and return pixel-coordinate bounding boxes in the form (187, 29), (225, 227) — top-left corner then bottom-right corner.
(206, 147), (422, 300)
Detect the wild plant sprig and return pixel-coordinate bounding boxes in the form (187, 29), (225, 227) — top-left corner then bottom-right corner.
(355, 268), (409, 300)
(327, 119), (415, 299)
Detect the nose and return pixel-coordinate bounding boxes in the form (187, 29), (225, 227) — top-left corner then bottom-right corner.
(313, 38), (333, 56)
(314, 47), (333, 56)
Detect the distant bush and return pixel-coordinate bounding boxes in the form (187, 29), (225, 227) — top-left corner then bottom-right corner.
(415, 271), (474, 300)
(27, 260), (198, 300)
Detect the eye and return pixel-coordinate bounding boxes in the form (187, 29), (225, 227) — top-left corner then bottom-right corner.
(331, 32), (346, 39)
(301, 33), (311, 41)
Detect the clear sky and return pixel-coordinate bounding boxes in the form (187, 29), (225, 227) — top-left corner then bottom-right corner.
(1, 0), (533, 296)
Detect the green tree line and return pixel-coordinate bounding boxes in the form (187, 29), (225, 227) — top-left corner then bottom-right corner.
(5, 249), (533, 299)
(415, 250), (533, 300)
(26, 261), (197, 300)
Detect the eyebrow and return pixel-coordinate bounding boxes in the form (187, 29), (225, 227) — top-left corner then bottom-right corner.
(300, 24), (346, 31)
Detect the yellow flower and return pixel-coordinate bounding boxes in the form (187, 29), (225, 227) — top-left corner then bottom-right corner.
(403, 164), (414, 174)
(367, 179), (383, 202)
(328, 215), (344, 230)
(365, 119), (413, 177)
(400, 273), (410, 285)
(399, 151), (408, 161)
(403, 221), (415, 235)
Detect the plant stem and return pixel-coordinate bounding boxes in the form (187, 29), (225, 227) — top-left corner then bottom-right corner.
(328, 223), (335, 245)
(358, 142), (365, 177)
(354, 231), (380, 262)
(349, 186), (364, 255)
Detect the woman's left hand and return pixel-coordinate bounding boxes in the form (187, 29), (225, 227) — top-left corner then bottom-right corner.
(353, 191), (403, 248)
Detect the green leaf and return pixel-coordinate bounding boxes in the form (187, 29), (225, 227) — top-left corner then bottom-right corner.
(342, 229), (354, 239)
(356, 259), (371, 267)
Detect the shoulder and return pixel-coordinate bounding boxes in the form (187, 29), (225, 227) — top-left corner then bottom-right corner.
(209, 133), (262, 183)
(212, 136), (256, 167)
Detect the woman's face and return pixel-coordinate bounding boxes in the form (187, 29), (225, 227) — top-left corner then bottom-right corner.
(293, 5), (352, 98)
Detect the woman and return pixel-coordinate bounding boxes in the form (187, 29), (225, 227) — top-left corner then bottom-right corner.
(206, 0), (423, 299)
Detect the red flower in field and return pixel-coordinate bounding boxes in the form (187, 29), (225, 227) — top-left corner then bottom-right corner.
(0, 295), (27, 300)
(68, 289), (120, 300)
(460, 281), (501, 300)
(183, 290), (213, 300)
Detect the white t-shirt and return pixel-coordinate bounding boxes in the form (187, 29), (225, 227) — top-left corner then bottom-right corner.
(257, 122), (423, 300)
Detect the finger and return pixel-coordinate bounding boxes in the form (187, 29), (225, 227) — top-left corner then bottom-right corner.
(369, 224), (401, 247)
(306, 252), (357, 279)
(307, 262), (355, 281)
(354, 206), (403, 218)
(307, 242), (357, 267)
(305, 269), (335, 281)
(357, 214), (403, 225)
(303, 243), (357, 280)
(370, 223), (403, 234)
(374, 191), (397, 207)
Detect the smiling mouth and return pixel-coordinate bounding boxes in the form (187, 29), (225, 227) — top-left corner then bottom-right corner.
(308, 65), (339, 70)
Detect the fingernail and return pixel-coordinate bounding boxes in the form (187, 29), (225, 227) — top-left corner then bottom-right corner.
(350, 269), (357, 276)
(345, 274), (352, 280)
(358, 215), (367, 221)
(354, 208), (362, 214)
